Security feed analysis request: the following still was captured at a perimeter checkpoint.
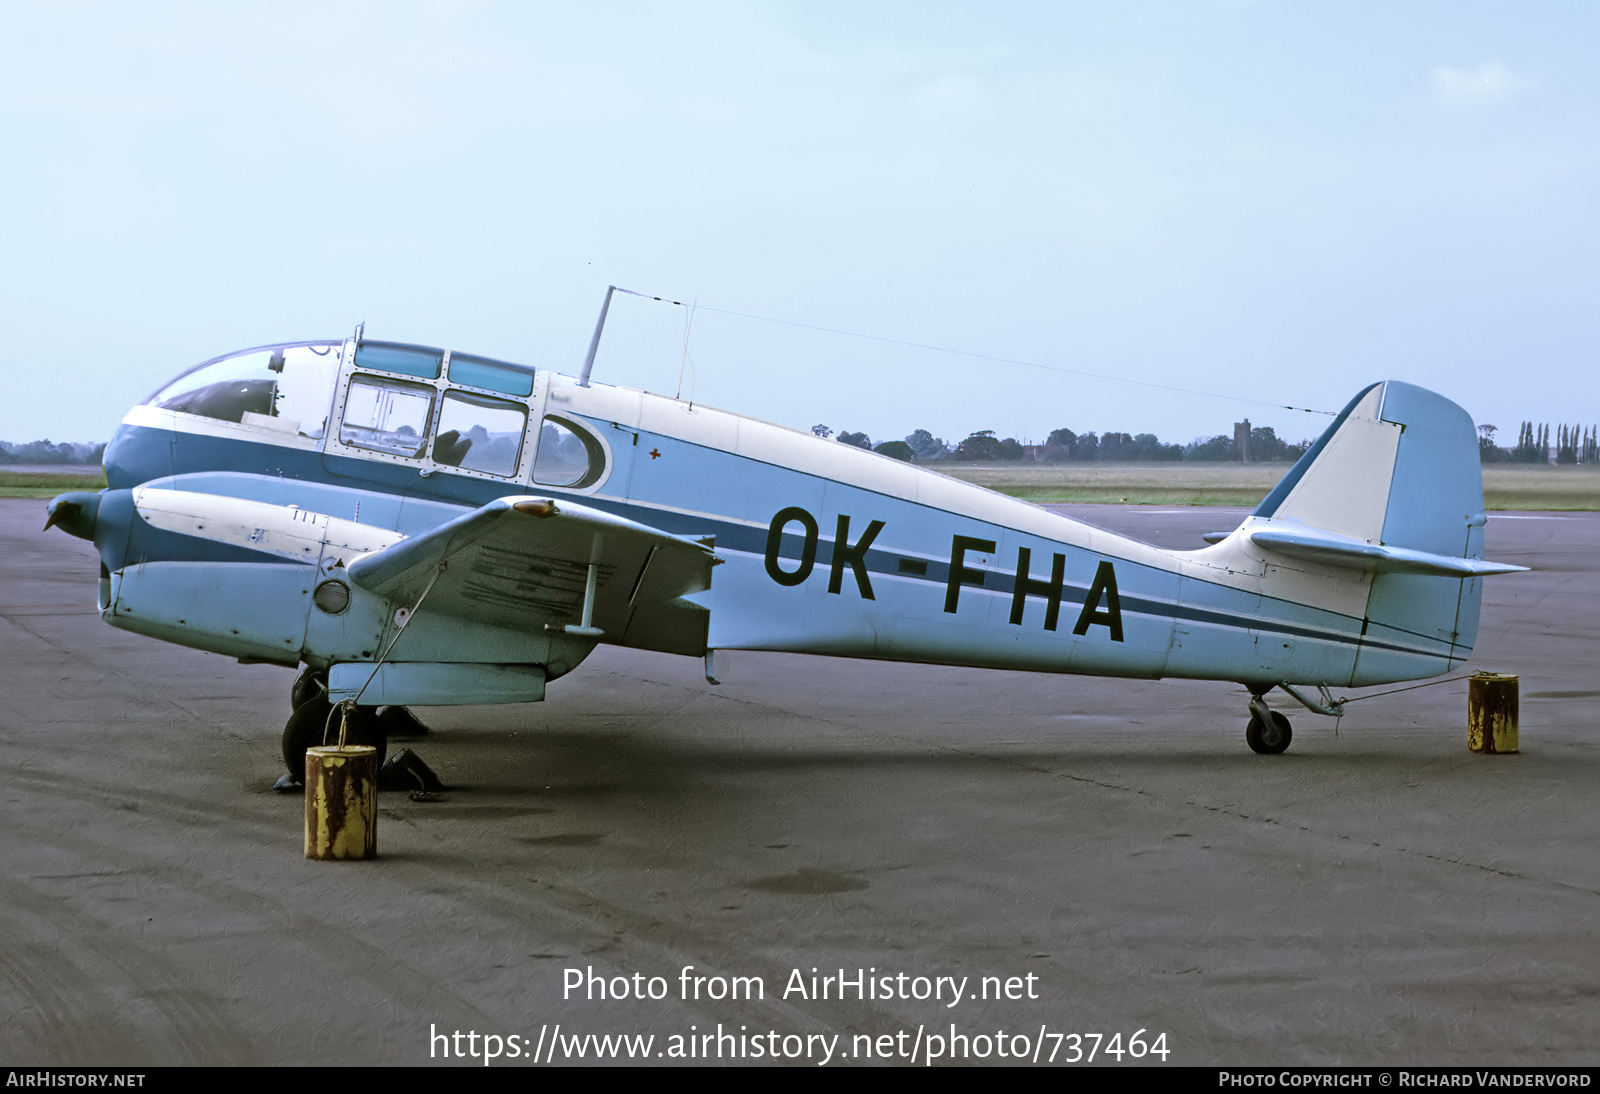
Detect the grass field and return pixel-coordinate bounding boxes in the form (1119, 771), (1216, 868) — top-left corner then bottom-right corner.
(939, 462), (1600, 510)
(0, 469), (106, 498)
(5, 463), (1597, 509)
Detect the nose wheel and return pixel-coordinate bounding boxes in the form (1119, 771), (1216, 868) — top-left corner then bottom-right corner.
(1246, 693), (1293, 754)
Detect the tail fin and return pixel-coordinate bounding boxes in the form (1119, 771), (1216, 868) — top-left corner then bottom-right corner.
(1254, 381), (1481, 555)
(1251, 381), (1516, 683)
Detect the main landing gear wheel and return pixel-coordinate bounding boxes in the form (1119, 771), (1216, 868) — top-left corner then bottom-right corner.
(290, 667), (326, 711)
(279, 698), (389, 783)
(1246, 710), (1293, 754)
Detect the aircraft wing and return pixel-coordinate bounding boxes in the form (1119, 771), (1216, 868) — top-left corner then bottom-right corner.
(1246, 524), (1526, 577)
(346, 497), (718, 656)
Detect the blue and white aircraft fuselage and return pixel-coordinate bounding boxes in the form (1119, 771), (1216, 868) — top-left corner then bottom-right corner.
(45, 332), (1524, 775)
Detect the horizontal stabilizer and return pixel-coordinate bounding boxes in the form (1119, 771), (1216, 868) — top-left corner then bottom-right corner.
(1246, 524), (1526, 577)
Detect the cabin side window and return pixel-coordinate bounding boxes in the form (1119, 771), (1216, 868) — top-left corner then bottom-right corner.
(432, 390), (528, 477)
(339, 375), (436, 458)
(352, 342), (443, 379)
(447, 353), (534, 398)
(532, 416), (606, 488)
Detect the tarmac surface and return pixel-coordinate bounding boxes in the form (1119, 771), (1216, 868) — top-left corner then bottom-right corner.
(0, 497), (1594, 1067)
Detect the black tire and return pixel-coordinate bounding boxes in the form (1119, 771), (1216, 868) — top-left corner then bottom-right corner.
(282, 696), (332, 775)
(290, 668), (326, 711)
(1246, 710), (1293, 754)
(281, 699), (388, 775)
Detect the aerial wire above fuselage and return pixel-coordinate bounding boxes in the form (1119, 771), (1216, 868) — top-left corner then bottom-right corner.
(602, 286), (1337, 417)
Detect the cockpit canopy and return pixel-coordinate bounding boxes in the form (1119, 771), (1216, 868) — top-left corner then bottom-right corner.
(143, 338), (606, 488)
(147, 342), (343, 440)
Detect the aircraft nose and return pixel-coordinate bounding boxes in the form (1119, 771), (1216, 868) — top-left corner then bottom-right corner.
(43, 491), (102, 541)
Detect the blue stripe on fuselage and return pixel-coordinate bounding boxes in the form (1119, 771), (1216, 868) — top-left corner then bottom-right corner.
(105, 420), (1441, 663)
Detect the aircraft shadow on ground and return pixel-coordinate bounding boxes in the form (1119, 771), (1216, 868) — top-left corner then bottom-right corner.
(392, 724), (1535, 804)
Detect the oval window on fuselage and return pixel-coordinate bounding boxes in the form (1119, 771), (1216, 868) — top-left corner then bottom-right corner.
(532, 417), (606, 488)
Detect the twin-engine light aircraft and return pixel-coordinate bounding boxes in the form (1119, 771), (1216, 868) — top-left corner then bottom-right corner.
(45, 324), (1525, 787)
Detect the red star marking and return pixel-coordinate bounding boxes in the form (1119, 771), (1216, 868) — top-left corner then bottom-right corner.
(650, 448), (661, 459)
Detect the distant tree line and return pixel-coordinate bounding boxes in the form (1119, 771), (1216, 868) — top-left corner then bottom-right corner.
(1040, 428), (1183, 462)
(1556, 424), (1598, 465)
(1479, 423), (1600, 464)
(824, 425), (1310, 463)
(32, 418), (1592, 470)
(1514, 422), (1548, 463)
(1584, 427), (1599, 464)
(840, 418), (1600, 467)
(0, 439), (105, 465)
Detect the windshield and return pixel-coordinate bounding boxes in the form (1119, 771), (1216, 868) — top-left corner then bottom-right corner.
(147, 343), (342, 439)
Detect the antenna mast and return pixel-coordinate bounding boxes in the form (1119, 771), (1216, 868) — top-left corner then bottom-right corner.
(577, 285), (616, 388)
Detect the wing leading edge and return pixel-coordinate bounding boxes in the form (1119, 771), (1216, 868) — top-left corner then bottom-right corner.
(346, 496), (719, 657)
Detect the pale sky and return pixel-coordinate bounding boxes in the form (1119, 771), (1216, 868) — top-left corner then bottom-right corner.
(2, 1), (1596, 448)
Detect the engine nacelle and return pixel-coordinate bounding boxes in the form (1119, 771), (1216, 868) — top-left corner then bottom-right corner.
(94, 486), (594, 684)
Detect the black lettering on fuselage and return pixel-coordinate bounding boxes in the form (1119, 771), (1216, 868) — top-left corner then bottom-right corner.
(770, 515), (1123, 645)
(765, 507), (819, 586)
(1072, 560), (1124, 641)
(828, 515), (886, 600)
(944, 535), (997, 614)
(1009, 546), (1068, 630)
